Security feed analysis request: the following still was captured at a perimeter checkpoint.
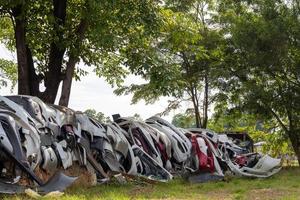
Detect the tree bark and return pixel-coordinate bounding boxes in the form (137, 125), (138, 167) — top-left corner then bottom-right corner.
(59, 20), (88, 106)
(26, 46), (41, 96)
(12, 4), (30, 95)
(193, 100), (202, 128)
(190, 86), (202, 128)
(58, 55), (77, 107)
(12, 2), (42, 98)
(41, 0), (67, 104)
(202, 72), (209, 128)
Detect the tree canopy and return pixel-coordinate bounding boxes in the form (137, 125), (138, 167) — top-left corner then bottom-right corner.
(115, 1), (225, 128)
(0, 0), (160, 105)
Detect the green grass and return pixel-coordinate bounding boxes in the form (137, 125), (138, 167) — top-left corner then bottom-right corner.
(1, 167), (300, 200)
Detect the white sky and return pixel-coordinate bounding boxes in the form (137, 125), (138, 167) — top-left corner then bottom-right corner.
(0, 45), (189, 121)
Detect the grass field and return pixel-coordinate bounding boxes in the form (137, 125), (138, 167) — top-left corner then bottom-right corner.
(1, 167), (300, 200)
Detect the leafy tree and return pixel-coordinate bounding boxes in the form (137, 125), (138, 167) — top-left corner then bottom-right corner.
(115, 1), (225, 128)
(217, 0), (300, 164)
(0, 0), (160, 106)
(83, 109), (111, 123)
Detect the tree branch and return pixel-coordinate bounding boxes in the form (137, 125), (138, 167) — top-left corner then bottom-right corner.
(264, 103), (289, 133)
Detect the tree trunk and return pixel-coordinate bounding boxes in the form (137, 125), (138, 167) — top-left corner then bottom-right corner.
(287, 130), (300, 166)
(12, 5), (30, 95)
(35, 0), (67, 104)
(202, 72), (209, 128)
(59, 19), (88, 106)
(27, 46), (41, 96)
(58, 55), (77, 106)
(194, 104), (202, 128)
(190, 87), (202, 128)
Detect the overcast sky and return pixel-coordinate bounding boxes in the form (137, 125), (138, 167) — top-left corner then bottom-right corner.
(0, 45), (189, 121)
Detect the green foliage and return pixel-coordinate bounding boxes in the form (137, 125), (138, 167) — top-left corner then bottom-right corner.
(83, 109), (111, 123)
(115, 4), (224, 101)
(115, 1), (225, 129)
(0, 0), (161, 86)
(217, 0), (300, 127)
(262, 132), (294, 158)
(0, 17), (14, 50)
(114, 9), (193, 103)
(208, 112), (259, 133)
(215, 0), (300, 160)
(172, 112), (196, 128)
(208, 109), (295, 157)
(0, 58), (17, 90)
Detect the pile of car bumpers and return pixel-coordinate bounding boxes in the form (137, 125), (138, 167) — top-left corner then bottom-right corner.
(0, 95), (281, 194)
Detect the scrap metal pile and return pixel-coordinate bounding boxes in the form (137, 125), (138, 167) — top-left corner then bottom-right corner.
(0, 95), (281, 194)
